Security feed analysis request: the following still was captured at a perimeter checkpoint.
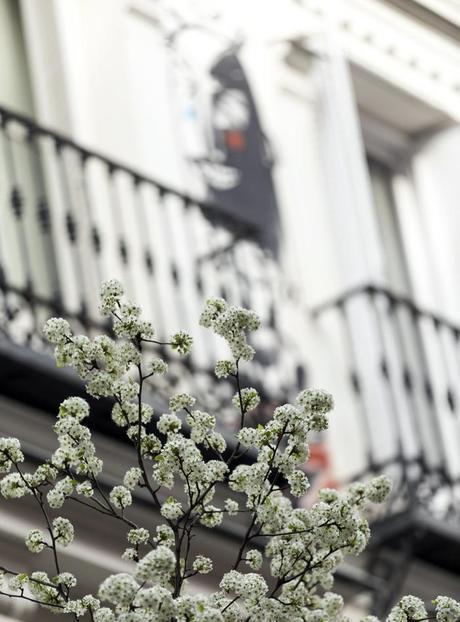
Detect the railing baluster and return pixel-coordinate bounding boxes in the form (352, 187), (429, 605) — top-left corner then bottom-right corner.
(1, 120), (32, 292)
(132, 178), (165, 336)
(368, 291), (406, 469)
(339, 298), (376, 473)
(171, 196), (209, 366)
(187, 206), (225, 365)
(188, 206), (211, 301)
(1, 118), (39, 342)
(398, 303), (445, 477)
(160, 190), (190, 333)
(418, 314), (460, 482)
(80, 154), (103, 291)
(55, 140), (89, 326)
(27, 128), (61, 305)
(107, 165), (136, 300)
(227, 245), (246, 308)
(436, 321), (459, 417)
(434, 320), (460, 481)
(155, 188), (183, 337)
(135, 180), (168, 337)
(438, 323), (460, 514)
(0, 113), (14, 331)
(234, 242), (254, 312)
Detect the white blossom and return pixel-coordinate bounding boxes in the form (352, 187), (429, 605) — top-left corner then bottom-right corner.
(186, 410), (216, 443)
(43, 317), (72, 345)
(224, 498), (239, 515)
(0, 438), (24, 473)
(220, 570), (268, 598)
(150, 358), (168, 375)
(323, 592), (344, 616)
(200, 298), (260, 361)
(157, 413), (182, 435)
(232, 387), (260, 413)
(64, 599), (87, 617)
(0, 473), (29, 498)
(76, 480), (94, 497)
(206, 431), (227, 454)
(25, 528), (46, 553)
(296, 388), (334, 414)
(121, 548), (138, 561)
(245, 549), (263, 570)
(154, 524), (175, 547)
(193, 555), (213, 574)
(56, 572), (77, 588)
(169, 393), (196, 412)
(109, 485), (132, 509)
(161, 497), (183, 520)
(434, 597), (460, 622)
(200, 505), (223, 528)
(237, 427), (261, 448)
(100, 279), (124, 315)
(133, 585), (174, 619)
(135, 546), (176, 583)
(170, 331), (193, 355)
(58, 396), (89, 421)
(215, 359), (236, 378)
(127, 528), (150, 545)
(53, 517), (74, 546)
(98, 573), (139, 606)
(28, 571), (65, 610)
(366, 475), (392, 503)
(288, 470), (310, 497)
(94, 608), (116, 622)
(123, 467), (142, 490)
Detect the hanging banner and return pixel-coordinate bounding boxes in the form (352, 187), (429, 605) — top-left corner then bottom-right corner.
(166, 22), (281, 253)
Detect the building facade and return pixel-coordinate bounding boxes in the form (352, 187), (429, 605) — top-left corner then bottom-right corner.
(0, 0), (460, 619)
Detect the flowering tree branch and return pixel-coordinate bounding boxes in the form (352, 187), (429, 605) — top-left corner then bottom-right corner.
(0, 280), (458, 622)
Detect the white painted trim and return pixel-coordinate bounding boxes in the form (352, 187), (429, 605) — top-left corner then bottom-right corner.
(414, 0), (460, 26)
(302, 0), (460, 120)
(359, 113), (413, 168)
(128, 0), (161, 25)
(19, 0), (74, 131)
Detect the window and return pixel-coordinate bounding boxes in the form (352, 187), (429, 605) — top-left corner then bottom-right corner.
(0, 0), (34, 115)
(367, 157), (411, 295)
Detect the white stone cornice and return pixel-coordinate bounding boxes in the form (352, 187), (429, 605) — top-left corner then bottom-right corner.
(413, 0), (460, 27)
(302, 0), (460, 122)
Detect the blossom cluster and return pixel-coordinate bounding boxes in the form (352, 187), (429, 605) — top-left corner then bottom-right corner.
(200, 297), (260, 361)
(0, 280), (457, 622)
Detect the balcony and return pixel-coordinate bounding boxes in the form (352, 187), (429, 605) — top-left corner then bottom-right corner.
(0, 104), (306, 435)
(313, 283), (460, 613)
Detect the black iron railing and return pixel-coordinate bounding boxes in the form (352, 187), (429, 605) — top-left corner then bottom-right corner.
(313, 283), (460, 517)
(0, 104), (257, 321)
(313, 283), (460, 613)
(0, 104), (304, 414)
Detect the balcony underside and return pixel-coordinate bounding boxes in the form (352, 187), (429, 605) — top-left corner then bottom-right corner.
(0, 338), (121, 440)
(370, 508), (460, 574)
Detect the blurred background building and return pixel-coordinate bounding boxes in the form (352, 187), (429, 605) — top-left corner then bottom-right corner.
(0, 0), (460, 619)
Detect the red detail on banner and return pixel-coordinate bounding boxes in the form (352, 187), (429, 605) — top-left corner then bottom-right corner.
(225, 130), (246, 151)
(308, 443), (339, 492)
(308, 443), (331, 470)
